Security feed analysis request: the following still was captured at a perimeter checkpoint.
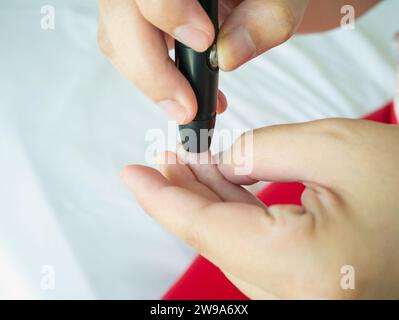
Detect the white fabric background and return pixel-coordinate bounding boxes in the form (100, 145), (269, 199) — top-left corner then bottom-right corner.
(0, 0), (398, 299)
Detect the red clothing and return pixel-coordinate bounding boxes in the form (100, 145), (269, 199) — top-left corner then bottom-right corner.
(163, 102), (397, 300)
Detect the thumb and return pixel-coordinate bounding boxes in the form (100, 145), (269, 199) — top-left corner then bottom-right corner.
(218, 0), (308, 70)
(218, 118), (354, 188)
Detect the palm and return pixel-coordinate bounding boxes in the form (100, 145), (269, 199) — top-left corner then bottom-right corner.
(155, 151), (290, 299)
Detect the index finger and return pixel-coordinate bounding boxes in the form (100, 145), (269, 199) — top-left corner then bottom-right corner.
(136, 0), (215, 52)
(99, 0), (197, 124)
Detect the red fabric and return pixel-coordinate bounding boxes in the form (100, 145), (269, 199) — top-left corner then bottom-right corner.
(163, 102), (397, 300)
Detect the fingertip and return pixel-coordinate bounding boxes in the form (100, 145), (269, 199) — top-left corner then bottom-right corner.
(121, 165), (151, 188)
(217, 26), (256, 71)
(216, 145), (257, 185)
(173, 24), (214, 53)
(155, 151), (178, 167)
(182, 104), (198, 124)
(177, 92), (198, 125)
(156, 95), (198, 125)
(216, 90), (228, 114)
(217, 161), (257, 186)
(156, 150), (188, 177)
(121, 165), (143, 184)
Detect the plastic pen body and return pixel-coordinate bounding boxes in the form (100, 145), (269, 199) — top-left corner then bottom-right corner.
(175, 0), (219, 153)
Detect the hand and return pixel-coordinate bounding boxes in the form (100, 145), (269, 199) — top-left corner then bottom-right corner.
(97, 1), (380, 124)
(122, 119), (399, 299)
(97, 0), (309, 124)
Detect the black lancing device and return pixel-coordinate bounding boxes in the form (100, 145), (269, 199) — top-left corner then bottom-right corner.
(175, 0), (219, 153)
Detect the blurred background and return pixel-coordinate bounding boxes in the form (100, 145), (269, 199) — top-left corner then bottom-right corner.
(0, 0), (398, 299)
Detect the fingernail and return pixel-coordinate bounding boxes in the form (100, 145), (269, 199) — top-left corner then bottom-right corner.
(158, 100), (187, 124)
(219, 27), (256, 70)
(173, 24), (210, 52)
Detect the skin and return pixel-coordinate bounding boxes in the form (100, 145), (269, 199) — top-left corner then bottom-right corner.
(99, 0), (394, 299)
(98, 0), (380, 124)
(122, 119), (399, 299)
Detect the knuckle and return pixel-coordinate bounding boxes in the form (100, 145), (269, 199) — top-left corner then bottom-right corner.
(312, 118), (356, 143)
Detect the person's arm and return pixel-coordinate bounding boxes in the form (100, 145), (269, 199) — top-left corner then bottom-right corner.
(299, 0), (381, 33)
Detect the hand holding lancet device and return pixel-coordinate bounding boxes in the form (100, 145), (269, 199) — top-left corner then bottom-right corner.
(175, 0), (219, 153)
